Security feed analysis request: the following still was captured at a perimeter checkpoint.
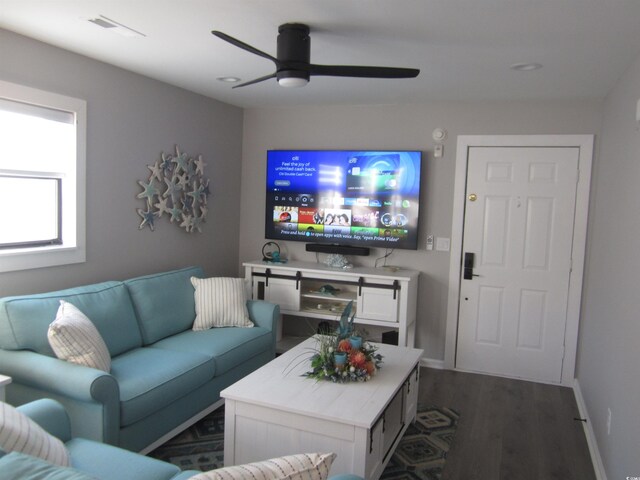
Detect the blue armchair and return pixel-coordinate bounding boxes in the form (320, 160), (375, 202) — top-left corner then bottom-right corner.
(2, 399), (363, 480)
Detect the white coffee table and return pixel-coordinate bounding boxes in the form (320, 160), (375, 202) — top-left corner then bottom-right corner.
(221, 337), (423, 479)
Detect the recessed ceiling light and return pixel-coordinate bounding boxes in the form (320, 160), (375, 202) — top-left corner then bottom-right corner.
(87, 15), (146, 38)
(510, 62), (543, 71)
(216, 76), (241, 83)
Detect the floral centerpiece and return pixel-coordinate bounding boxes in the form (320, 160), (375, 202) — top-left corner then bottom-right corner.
(304, 301), (383, 383)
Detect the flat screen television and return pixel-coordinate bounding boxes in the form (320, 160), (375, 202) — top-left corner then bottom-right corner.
(265, 150), (422, 250)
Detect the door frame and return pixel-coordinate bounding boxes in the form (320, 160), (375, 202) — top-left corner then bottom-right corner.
(444, 135), (594, 386)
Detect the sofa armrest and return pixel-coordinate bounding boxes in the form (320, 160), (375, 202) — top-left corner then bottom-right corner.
(0, 349), (120, 444)
(17, 399), (72, 442)
(0, 350), (118, 404)
(246, 300), (280, 332)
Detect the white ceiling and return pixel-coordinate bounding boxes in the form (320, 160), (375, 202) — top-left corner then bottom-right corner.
(1, 0), (640, 108)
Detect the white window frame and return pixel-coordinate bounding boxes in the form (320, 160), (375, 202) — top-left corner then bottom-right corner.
(0, 80), (86, 273)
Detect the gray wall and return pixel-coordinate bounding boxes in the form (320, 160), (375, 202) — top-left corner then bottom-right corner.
(0, 29), (244, 296)
(577, 51), (640, 478)
(239, 101), (603, 360)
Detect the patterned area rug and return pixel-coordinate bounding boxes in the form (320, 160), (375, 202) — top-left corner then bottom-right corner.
(380, 406), (459, 480)
(149, 404), (459, 479)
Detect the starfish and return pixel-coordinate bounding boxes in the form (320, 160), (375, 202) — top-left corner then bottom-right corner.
(160, 152), (174, 175)
(194, 155), (207, 176)
(154, 196), (170, 216)
(182, 195), (194, 214)
(137, 207), (157, 231)
(168, 205), (182, 223)
(188, 181), (205, 203)
(180, 213), (193, 232)
(147, 161), (163, 182)
(191, 214), (204, 233)
(172, 149), (189, 174)
(201, 179), (211, 202)
(176, 172), (189, 190)
(163, 176), (182, 199)
(185, 159), (197, 178)
(137, 180), (159, 205)
(199, 203), (208, 220)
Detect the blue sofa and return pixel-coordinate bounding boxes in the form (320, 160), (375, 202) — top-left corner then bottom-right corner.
(0, 399), (361, 480)
(0, 266), (279, 453)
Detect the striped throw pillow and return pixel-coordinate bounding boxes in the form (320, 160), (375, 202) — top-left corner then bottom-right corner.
(48, 300), (111, 372)
(191, 277), (254, 330)
(189, 453), (336, 480)
(0, 401), (70, 467)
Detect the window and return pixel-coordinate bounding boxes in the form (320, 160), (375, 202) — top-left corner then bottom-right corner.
(0, 81), (86, 273)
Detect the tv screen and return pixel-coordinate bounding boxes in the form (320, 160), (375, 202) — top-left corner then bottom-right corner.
(265, 150), (422, 250)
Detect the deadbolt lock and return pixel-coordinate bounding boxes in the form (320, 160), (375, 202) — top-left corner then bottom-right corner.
(468, 193), (477, 202)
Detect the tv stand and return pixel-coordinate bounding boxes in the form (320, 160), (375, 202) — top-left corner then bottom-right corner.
(243, 260), (419, 351)
(305, 243), (370, 256)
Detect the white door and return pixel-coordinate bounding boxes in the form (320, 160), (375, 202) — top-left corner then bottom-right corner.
(456, 146), (579, 383)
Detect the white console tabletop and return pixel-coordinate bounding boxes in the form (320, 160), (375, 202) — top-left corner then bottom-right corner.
(245, 259), (420, 281)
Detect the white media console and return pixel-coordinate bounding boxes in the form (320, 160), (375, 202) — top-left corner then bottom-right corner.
(243, 260), (419, 349)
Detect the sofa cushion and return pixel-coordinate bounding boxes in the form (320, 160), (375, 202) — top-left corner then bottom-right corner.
(48, 301), (111, 372)
(188, 453), (336, 480)
(67, 437), (182, 480)
(0, 281), (142, 357)
(110, 347), (215, 427)
(150, 326), (272, 376)
(0, 451), (96, 480)
(0, 401), (69, 467)
(125, 266), (204, 345)
(191, 277), (254, 330)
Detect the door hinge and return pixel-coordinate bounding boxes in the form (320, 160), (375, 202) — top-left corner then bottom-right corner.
(569, 257), (573, 273)
(561, 345), (566, 360)
(576, 169), (580, 184)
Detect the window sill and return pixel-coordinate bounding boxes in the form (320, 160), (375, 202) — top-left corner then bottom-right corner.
(0, 245), (85, 273)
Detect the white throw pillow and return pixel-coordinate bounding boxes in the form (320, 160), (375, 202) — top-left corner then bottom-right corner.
(189, 453), (336, 480)
(48, 300), (111, 372)
(191, 277), (254, 330)
(0, 401), (70, 467)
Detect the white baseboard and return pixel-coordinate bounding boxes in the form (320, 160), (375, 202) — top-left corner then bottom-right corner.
(573, 379), (608, 480)
(420, 357), (445, 369)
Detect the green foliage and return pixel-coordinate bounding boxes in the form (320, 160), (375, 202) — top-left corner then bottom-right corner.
(303, 332), (384, 383)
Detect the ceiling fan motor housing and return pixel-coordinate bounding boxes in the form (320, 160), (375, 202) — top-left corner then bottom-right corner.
(277, 23), (310, 83)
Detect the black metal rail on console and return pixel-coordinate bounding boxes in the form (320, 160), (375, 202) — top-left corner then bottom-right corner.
(252, 269), (400, 299)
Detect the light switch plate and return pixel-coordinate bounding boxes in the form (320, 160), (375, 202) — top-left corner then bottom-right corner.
(436, 237), (450, 252)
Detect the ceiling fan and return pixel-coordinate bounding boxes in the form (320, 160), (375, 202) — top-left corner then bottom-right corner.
(211, 23), (420, 88)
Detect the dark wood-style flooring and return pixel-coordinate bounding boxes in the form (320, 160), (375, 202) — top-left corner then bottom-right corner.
(418, 368), (596, 480)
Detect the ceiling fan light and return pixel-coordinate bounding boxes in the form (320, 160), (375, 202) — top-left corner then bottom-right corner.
(278, 77), (309, 87)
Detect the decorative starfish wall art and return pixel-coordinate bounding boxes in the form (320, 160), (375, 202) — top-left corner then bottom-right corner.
(136, 146), (210, 232)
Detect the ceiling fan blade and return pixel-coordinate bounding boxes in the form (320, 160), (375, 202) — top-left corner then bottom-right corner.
(308, 64), (419, 79)
(232, 72), (277, 89)
(212, 31), (278, 64)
